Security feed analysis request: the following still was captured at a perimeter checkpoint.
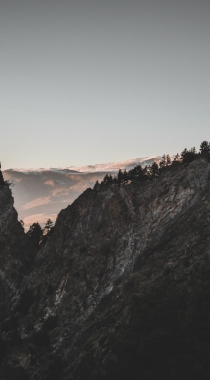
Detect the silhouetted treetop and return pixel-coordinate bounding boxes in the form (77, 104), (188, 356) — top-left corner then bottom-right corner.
(93, 141), (210, 193)
(26, 219), (54, 248)
(181, 147), (197, 163)
(26, 223), (42, 248)
(200, 140), (210, 154)
(40, 219), (54, 246)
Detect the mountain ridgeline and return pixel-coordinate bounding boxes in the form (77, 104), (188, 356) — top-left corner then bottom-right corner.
(0, 141), (210, 379)
(94, 141), (210, 192)
(2, 156), (161, 230)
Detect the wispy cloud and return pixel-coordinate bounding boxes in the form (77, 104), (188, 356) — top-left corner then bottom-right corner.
(44, 180), (55, 186)
(22, 197), (52, 210)
(51, 188), (69, 197)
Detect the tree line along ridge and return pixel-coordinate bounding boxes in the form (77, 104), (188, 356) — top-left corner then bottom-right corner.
(16, 140), (210, 248)
(93, 141), (210, 193)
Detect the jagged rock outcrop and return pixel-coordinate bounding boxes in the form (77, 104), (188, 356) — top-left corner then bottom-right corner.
(1, 160), (210, 379)
(0, 181), (33, 309)
(0, 171), (5, 186)
(0, 177), (36, 378)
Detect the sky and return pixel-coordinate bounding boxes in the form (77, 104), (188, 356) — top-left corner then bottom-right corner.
(0, 0), (210, 170)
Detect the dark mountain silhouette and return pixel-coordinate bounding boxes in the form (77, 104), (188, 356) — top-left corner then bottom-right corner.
(1, 144), (210, 379)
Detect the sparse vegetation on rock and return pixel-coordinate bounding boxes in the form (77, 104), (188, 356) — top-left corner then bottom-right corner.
(1, 141), (210, 379)
(94, 141), (210, 192)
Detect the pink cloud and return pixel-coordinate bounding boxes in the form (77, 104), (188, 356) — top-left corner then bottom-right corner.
(23, 213), (57, 230)
(44, 180), (55, 186)
(22, 196), (52, 210)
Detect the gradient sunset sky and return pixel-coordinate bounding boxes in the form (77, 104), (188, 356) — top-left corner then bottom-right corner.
(1, 0), (210, 169)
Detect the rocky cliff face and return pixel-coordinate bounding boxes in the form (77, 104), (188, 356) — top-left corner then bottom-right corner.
(0, 180), (35, 377)
(1, 160), (210, 379)
(0, 181), (34, 314)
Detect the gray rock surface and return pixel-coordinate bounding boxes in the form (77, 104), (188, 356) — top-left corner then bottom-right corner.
(0, 159), (210, 379)
(0, 182), (32, 317)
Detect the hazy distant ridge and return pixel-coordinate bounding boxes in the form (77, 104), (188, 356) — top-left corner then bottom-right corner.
(4, 156), (161, 228)
(10, 156), (161, 174)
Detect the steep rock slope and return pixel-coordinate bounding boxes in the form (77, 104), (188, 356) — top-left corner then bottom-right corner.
(0, 180), (35, 373)
(1, 159), (210, 379)
(0, 182), (33, 310)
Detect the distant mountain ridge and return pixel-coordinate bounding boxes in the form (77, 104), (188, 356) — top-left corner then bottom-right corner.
(3, 156), (161, 229)
(10, 156), (161, 174)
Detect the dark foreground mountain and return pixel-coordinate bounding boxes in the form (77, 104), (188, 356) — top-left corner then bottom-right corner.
(1, 158), (210, 379)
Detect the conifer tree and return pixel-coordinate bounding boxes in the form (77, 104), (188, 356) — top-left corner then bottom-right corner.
(26, 222), (43, 248)
(159, 154), (167, 170)
(93, 180), (100, 192)
(103, 174), (109, 185)
(40, 219), (54, 246)
(166, 154), (171, 166)
(43, 219), (54, 235)
(151, 162), (159, 179)
(117, 169), (123, 185)
(200, 141), (210, 154)
(173, 153), (180, 162)
(181, 147), (197, 163)
(122, 170), (128, 182)
(142, 166), (149, 180)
